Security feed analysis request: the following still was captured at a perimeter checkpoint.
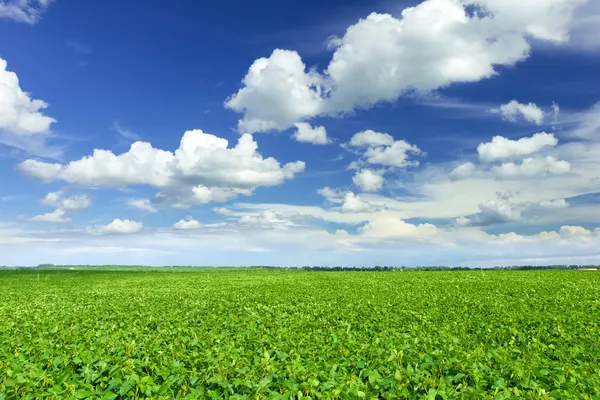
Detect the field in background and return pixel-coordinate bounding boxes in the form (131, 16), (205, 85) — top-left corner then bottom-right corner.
(1, 269), (599, 398)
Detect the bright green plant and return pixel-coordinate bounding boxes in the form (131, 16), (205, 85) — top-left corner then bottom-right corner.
(1, 269), (599, 398)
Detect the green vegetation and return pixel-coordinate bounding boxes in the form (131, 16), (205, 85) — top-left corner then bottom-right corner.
(1, 269), (599, 399)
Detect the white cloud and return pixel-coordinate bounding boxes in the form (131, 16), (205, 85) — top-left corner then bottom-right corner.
(456, 194), (522, 227)
(173, 219), (203, 230)
(495, 100), (545, 125)
(348, 130), (395, 148)
(0, 0), (53, 24)
(478, 132), (558, 162)
(0, 58), (56, 135)
(226, 0), (586, 132)
(113, 120), (140, 141)
(29, 209), (71, 223)
(292, 122), (329, 144)
(363, 140), (423, 168)
(213, 207), (233, 216)
(353, 169), (384, 192)
(450, 162), (477, 180)
(97, 219), (143, 234)
(358, 214), (437, 239)
(571, 102), (600, 139)
(129, 199), (156, 213)
(237, 211), (296, 228)
(224, 49), (324, 133)
(560, 225), (592, 236)
(317, 186), (345, 204)
(492, 156), (571, 180)
(19, 129), (305, 207)
(340, 192), (378, 213)
(456, 194), (570, 227)
(41, 191), (91, 210)
(346, 130), (423, 168)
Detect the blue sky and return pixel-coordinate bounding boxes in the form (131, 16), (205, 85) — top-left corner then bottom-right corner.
(2, 0), (600, 267)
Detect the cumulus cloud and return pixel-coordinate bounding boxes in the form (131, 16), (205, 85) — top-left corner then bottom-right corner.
(456, 194), (569, 227)
(450, 162), (478, 180)
(173, 218), (203, 230)
(353, 169), (384, 192)
(97, 219), (143, 234)
(19, 129), (305, 207)
(358, 214), (437, 239)
(225, 0), (586, 132)
(347, 130), (423, 168)
(340, 192), (378, 213)
(0, 58), (56, 135)
(224, 49), (324, 133)
(41, 191), (91, 210)
(348, 130), (395, 148)
(494, 100), (545, 125)
(492, 156), (571, 180)
(213, 207), (233, 216)
(29, 209), (71, 223)
(292, 122), (329, 144)
(317, 187), (345, 204)
(478, 132), (558, 162)
(0, 0), (53, 24)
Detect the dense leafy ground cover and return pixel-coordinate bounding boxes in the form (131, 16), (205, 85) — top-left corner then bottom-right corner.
(1, 269), (599, 399)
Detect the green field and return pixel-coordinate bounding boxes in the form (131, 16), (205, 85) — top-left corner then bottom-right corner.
(1, 269), (599, 399)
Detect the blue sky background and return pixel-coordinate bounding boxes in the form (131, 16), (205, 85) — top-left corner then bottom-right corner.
(1, 0), (600, 266)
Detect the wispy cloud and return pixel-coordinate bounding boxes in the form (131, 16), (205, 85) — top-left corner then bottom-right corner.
(66, 39), (92, 67)
(113, 120), (141, 141)
(0, 0), (53, 24)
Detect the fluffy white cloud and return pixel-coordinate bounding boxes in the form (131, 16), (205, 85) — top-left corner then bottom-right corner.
(348, 130), (395, 148)
(450, 162), (477, 180)
(347, 130), (423, 168)
(29, 209), (71, 223)
(456, 194), (570, 227)
(41, 191), (90, 210)
(173, 219), (203, 230)
(19, 129), (305, 206)
(364, 141), (423, 168)
(560, 225), (592, 236)
(495, 100), (545, 125)
(292, 122), (329, 144)
(340, 192), (378, 213)
(478, 132), (558, 162)
(358, 214), (437, 239)
(98, 219), (143, 234)
(492, 156), (571, 179)
(213, 207), (233, 216)
(0, 0), (52, 24)
(129, 199), (156, 212)
(226, 0), (586, 132)
(0, 58), (56, 135)
(224, 49), (324, 133)
(317, 187), (345, 204)
(353, 169), (384, 192)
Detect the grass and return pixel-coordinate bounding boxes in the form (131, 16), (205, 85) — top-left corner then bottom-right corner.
(1, 269), (599, 399)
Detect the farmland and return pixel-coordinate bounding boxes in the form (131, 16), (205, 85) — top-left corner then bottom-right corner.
(1, 269), (599, 399)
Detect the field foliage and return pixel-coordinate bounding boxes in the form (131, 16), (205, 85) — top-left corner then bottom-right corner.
(1, 269), (599, 399)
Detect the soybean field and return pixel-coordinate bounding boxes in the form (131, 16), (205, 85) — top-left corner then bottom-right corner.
(1, 269), (599, 399)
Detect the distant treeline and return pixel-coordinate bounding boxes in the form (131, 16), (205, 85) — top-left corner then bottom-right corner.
(0, 264), (596, 271)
